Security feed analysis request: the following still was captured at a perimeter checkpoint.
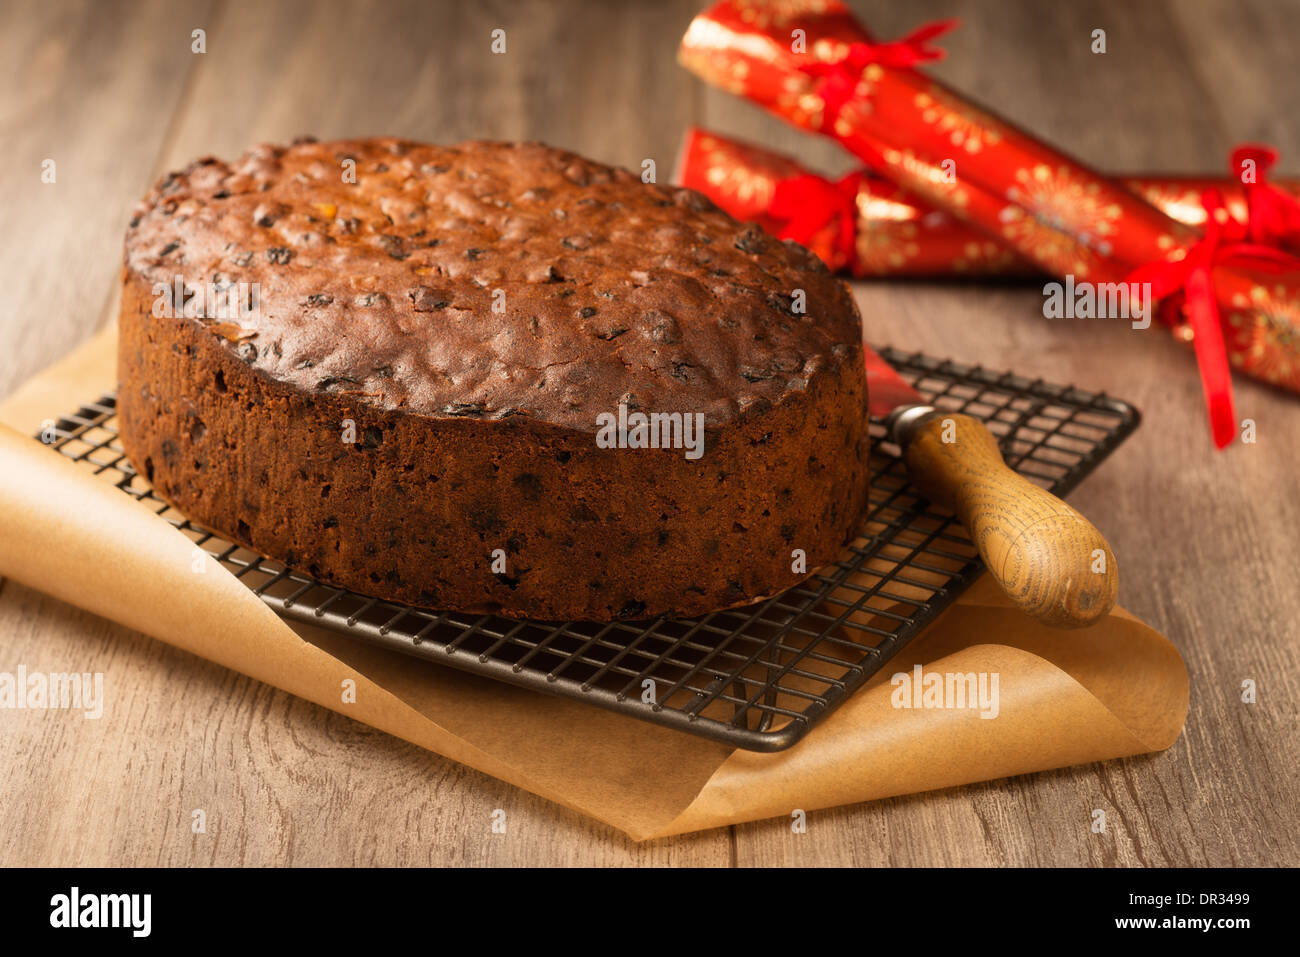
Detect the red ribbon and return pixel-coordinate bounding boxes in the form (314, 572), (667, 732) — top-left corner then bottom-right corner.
(1128, 182), (1300, 449)
(1129, 190), (1236, 449)
(798, 20), (957, 131)
(769, 171), (864, 268)
(1232, 144), (1300, 251)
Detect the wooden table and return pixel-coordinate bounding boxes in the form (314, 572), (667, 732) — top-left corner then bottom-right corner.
(1, 0), (1296, 866)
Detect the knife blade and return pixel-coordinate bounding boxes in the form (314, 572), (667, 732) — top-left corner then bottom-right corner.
(864, 344), (931, 419)
(863, 344), (1117, 629)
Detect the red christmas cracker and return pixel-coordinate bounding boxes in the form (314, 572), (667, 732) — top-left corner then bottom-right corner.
(677, 127), (1300, 280)
(679, 1), (1300, 446)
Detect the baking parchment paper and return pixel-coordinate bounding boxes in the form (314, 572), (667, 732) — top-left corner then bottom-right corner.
(0, 323), (1187, 840)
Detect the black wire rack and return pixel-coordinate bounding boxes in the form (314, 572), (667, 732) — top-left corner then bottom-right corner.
(34, 346), (1138, 751)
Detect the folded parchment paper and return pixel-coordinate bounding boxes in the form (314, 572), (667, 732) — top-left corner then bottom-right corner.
(0, 324), (1187, 840)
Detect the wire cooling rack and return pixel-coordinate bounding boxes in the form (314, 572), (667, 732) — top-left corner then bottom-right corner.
(35, 346), (1138, 751)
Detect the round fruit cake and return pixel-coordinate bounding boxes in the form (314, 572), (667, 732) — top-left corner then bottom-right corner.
(117, 137), (870, 621)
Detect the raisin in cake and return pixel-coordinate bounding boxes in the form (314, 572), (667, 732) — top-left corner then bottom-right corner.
(118, 138), (870, 621)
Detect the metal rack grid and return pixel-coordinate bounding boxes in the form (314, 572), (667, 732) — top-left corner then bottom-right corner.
(35, 346), (1139, 752)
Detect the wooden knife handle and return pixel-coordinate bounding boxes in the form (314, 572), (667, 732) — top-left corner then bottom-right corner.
(902, 412), (1118, 629)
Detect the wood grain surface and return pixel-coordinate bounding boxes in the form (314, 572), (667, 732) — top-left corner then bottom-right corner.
(1, 0), (1297, 867)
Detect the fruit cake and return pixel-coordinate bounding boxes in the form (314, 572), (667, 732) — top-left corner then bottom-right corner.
(117, 137), (870, 621)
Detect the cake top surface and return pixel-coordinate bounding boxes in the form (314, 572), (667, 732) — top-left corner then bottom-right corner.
(124, 137), (861, 430)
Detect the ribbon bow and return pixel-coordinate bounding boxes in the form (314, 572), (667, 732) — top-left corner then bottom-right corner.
(1232, 144), (1300, 251)
(1129, 180), (1300, 449)
(769, 171), (865, 268)
(798, 20), (957, 132)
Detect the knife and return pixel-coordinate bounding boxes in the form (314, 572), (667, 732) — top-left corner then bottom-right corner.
(864, 347), (1117, 629)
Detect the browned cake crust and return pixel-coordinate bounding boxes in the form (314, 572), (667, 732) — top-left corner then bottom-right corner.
(117, 137), (870, 620)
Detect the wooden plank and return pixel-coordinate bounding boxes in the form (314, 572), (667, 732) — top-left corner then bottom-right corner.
(0, 0), (216, 398)
(157, 0), (701, 180)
